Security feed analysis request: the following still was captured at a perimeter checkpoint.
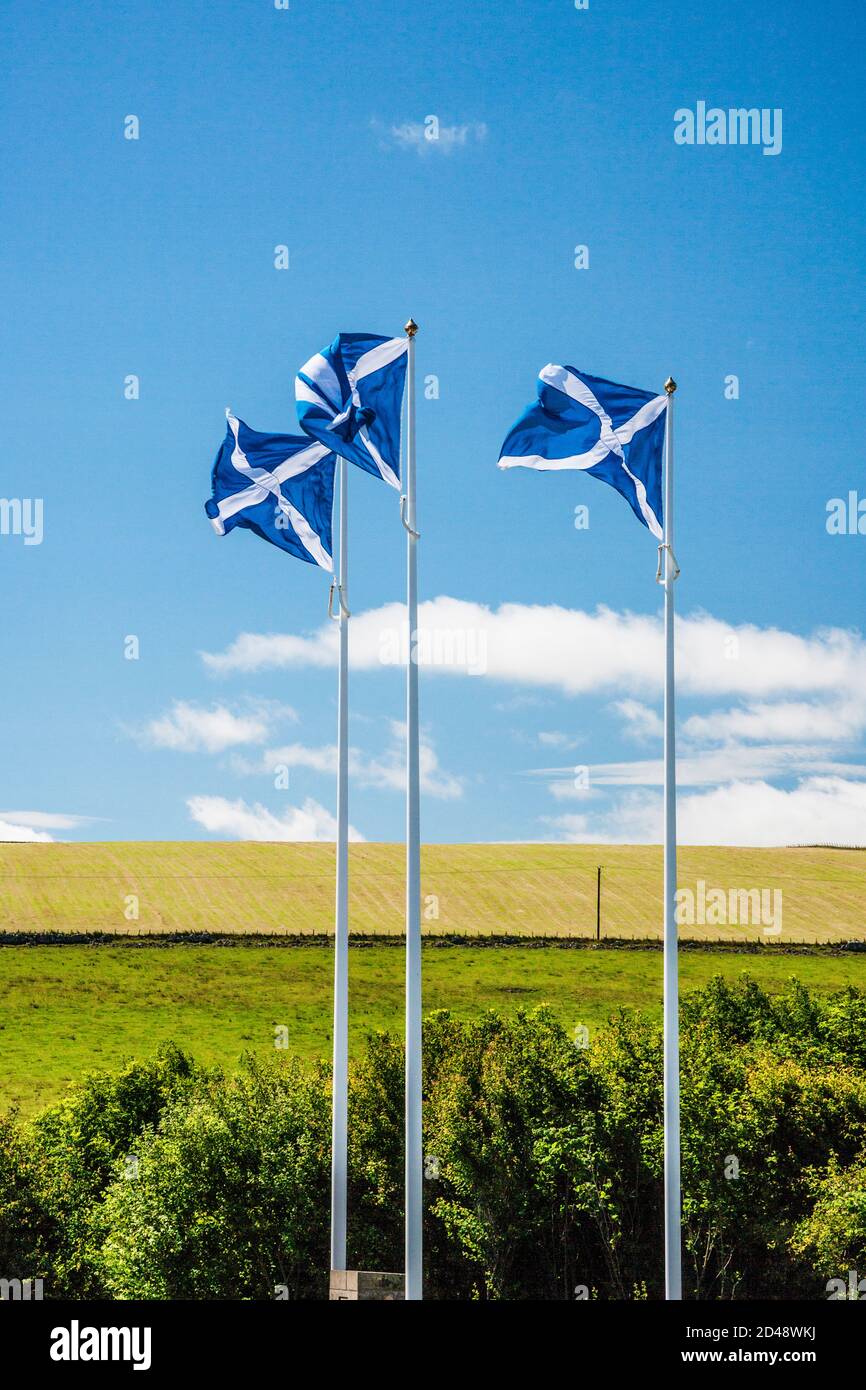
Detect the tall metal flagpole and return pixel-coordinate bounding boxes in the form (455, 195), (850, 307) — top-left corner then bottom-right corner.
(661, 376), (681, 1300)
(330, 454), (350, 1274)
(403, 318), (423, 1301)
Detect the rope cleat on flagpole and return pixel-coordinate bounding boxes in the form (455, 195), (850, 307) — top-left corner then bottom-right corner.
(400, 495), (420, 538)
(328, 580), (351, 620)
(655, 543), (681, 584)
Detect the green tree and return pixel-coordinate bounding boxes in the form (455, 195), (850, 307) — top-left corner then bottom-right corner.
(97, 1055), (330, 1300)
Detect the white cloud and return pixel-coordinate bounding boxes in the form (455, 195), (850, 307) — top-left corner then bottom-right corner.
(240, 722), (463, 801)
(362, 721), (464, 800)
(682, 700), (866, 745)
(537, 730), (581, 749)
(186, 795), (364, 843)
(141, 700), (281, 754)
(614, 699), (664, 742)
(203, 627), (338, 675)
(544, 746), (866, 793)
(201, 598), (866, 703)
(0, 810), (91, 831)
(548, 776), (866, 848)
(0, 810), (94, 842)
(257, 744), (338, 777)
(201, 598), (866, 849)
(542, 811), (597, 841)
(0, 816), (53, 842)
(374, 118), (487, 155)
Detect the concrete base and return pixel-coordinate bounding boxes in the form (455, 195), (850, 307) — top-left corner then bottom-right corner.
(330, 1270), (405, 1301)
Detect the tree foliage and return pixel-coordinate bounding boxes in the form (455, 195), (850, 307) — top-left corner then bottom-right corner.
(1, 978), (865, 1300)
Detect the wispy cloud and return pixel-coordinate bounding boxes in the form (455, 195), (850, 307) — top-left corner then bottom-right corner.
(546, 776), (866, 848)
(235, 722), (464, 801)
(0, 809), (93, 843)
(542, 746), (866, 794)
(136, 700), (295, 755)
(537, 730), (582, 750)
(682, 699), (866, 745)
(186, 794), (364, 843)
(362, 721), (464, 800)
(372, 117), (487, 156)
(613, 699), (664, 742)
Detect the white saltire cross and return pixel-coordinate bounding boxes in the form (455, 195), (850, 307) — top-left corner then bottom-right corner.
(499, 363), (667, 538)
(208, 411), (333, 569)
(295, 337), (408, 490)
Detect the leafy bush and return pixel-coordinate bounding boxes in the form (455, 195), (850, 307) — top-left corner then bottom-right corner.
(2, 977), (865, 1300)
(98, 1056), (330, 1300)
(0, 1043), (203, 1296)
(790, 1156), (866, 1284)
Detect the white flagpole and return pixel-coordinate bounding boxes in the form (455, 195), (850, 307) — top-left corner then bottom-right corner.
(330, 453), (350, 1274)
(661, 375), (681, 1300)
(402, 318), (423, 1301)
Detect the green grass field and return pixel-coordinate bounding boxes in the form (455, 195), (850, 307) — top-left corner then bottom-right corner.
(1, 841), (864, 941)
(1, 842), (863, 1114)
(1, 941), (864, 1115)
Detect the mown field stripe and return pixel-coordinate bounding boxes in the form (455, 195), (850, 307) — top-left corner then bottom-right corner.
(1, 842), (865, 942)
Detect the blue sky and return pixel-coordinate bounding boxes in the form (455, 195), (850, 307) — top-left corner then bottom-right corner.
(2, 0), (865, 845)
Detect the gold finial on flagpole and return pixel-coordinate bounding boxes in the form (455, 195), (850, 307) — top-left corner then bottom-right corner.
(664, 377), (677, 394)
(405, 318), (419, 337)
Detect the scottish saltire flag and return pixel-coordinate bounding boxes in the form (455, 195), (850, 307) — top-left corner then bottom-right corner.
(205, 411), (336, 570)
(296, 333), (408, 489)
(498, 365), (668, 539)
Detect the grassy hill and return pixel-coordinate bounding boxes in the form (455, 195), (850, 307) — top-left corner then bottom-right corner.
(0, 841), (864, 942)
(2, 941), (865, 1115)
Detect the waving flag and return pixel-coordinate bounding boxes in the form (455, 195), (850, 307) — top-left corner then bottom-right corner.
(296, 333), (408, 488)
(498, 364), (668, 538)
(205, 411), (336, 570)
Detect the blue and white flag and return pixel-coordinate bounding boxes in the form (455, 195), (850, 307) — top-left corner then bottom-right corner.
(296, 333), (408, 489)
(205, 411), (336, 570)
(498, 364), (668, 539)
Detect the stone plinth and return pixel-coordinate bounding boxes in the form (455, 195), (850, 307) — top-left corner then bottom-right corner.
(329, 1270), (405, 1301)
